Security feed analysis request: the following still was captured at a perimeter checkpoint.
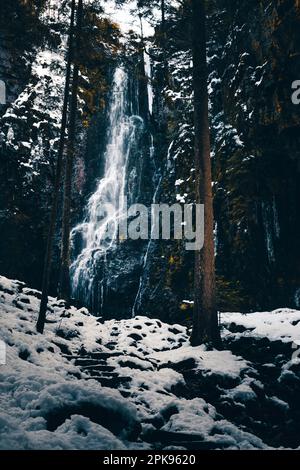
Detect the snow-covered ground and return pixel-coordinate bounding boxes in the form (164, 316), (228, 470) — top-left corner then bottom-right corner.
(222, 310), (300, 345)
(0, 275), (300, 450)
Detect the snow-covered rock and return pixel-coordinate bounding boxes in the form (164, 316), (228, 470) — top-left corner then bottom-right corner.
(1, 275), (300, 449)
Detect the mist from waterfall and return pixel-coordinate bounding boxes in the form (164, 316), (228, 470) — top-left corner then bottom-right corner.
(70, 67), (143, 307)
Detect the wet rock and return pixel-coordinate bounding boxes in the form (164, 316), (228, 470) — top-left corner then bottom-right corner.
(128, 333), (143, 342)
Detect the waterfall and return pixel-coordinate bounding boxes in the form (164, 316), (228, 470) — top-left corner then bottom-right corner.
(131, 173), (162, 317)
(144, 51), (153, 115)
(71, 67), (143, 307)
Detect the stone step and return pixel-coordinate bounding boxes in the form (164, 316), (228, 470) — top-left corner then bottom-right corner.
(88, 351), (124, 359)
(84, 369), (119, 377)
(63, 355), (87, 360)
(84, 371), (120, 379)
(85, 376), (131, 388)
(142, 429), (230, 449)
(63, 351), (123, 361)
(81, 365), (116, 373)
(75, 358), (107, 366)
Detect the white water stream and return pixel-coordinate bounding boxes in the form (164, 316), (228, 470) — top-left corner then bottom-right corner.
(71, 68), (143, 300)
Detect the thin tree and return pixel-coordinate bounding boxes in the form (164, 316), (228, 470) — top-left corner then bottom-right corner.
(37, 0), (77, 334)
(58, 0), (83, 303)
(190, 0), (220, 346)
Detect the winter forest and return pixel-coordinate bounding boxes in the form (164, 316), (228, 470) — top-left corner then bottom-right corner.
(0, 0), (300, 453)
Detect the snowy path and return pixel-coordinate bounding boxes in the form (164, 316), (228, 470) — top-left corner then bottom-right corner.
(0, 276), (300, 449)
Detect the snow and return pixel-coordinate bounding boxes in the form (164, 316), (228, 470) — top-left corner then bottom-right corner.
(0, 340), (5, 365)
(224, 378), (258, 403)
(176, 193), (188, 203)
(161, 398), (265, 450)
(0, 0), (104, 192)
(152, 346), (249, 380)
(0, 277), (138, 450)
(0, 413), (126, 450)
(222, 309), (300, 344)
(1, 275), (300, 449)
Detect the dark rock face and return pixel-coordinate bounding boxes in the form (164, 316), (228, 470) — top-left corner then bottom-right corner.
(0, 0), (51, 288)
(138, 0), (300, 318)
(210, 0), (300, 310)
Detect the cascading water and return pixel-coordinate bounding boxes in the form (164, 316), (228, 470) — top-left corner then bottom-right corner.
(131, 173), (162, 317)
(70, 67), (143, 309)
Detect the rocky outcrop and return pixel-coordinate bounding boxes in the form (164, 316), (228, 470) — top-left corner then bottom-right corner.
(136, 0), (300, 318)
(210, 0), (300, 310)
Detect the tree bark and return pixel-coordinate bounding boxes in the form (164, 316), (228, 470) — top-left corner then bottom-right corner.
(190, 0), (220, 347)
(36, 0), (76, 334)
(58, 0), (83, 304)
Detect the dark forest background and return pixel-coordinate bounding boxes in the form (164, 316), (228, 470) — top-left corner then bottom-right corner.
(0, 0), (300, 322)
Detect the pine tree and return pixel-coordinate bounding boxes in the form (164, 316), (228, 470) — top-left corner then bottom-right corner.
(190, 0), (220, 346)
(36, 0), (77, 334)
(58, 0), (83, 303)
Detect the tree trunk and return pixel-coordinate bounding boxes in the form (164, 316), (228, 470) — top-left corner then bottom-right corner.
(190, 0), (220, 347)
(36, 0), (76, 334)
(58, 0), (83, 304)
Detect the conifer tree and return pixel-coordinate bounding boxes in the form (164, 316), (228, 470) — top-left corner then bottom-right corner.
(58, 0), (83, 303)
(36, 0), (76, 334)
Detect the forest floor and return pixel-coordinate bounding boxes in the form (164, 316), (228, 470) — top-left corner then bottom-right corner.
(0, 275), (300, 450)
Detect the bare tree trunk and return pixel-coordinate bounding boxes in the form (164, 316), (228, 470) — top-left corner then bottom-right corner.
(190, 0), (220, 347)
(36, 0), (76, 334)
(58, 0), (83, 304)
